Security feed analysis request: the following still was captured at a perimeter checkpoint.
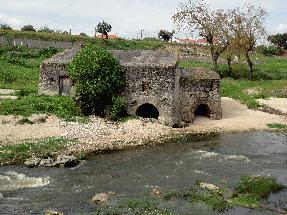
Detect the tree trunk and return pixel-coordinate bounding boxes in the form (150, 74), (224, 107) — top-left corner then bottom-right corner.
(245, 51), (253, 79)
(227, 57), (232, 77)
(210, 46), (218, 72)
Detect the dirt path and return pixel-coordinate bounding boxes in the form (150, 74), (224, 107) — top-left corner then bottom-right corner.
(181, 97), (286, 134)
(0, 97), (286, 148)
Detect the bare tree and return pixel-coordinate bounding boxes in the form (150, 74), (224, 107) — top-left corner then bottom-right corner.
(229, 4), (267, 79)
(172, 0), (230, 72)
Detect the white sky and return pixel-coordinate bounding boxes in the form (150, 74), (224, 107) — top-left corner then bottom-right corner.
(0, 0), (286, 39)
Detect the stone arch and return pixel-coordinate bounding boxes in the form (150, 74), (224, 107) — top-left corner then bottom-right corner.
(136, 103), (159, 119)
(194, 103), (211, 118)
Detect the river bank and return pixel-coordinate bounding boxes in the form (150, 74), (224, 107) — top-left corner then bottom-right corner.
(0, 97), (286, 165)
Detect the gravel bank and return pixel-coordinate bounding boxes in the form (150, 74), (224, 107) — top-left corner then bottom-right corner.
(0, 98), (286, 153)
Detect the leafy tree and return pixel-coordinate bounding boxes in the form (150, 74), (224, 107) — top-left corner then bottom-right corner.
(158, 30), (175, 42)
(173, 0), (230, 72)
(229, 4), (267, 79)
(68, 45), (124, 115)
(268, 33), (287, 50)
(21, 25), (36, 32)
(0, 24), (13, 30)
(96, 21), (112, 39)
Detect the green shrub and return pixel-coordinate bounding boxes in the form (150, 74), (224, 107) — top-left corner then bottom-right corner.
(0, 70), (16, 84)
(257, 45), (280, 56)
(110, 96), (125, 120)
(38, 47), (59, 57)
(68, 44), (125, 115)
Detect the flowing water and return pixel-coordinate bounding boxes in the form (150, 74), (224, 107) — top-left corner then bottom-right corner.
(0, 131), (286, 215)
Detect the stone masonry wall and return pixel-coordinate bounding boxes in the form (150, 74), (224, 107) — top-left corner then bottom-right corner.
(123, 65), (180, 126)
(180, 77), (222, 123)
(0, 36), (73, 49)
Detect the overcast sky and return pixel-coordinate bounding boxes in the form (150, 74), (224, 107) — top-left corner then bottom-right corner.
(0, 0), (286, 39)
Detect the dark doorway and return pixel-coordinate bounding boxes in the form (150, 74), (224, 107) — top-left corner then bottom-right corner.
(194, 104), (211, 118)
(136, 103), (159, 119)
(59, 76), (72, 96)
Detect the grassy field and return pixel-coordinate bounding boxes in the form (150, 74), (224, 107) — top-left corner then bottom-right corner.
(180, 55), (287, 108)
(0, 29), (162, 50)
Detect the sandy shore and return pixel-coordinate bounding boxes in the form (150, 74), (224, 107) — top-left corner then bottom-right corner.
(0, 97), (286, 149)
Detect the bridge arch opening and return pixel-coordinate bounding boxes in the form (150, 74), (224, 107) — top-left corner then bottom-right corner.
(136, 103), (159, 119)
(194, 104), (211, 118)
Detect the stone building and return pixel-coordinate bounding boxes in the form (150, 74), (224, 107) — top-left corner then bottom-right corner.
(39, 48), (222, 126)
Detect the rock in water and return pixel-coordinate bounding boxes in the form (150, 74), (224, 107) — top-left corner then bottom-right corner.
(45, 209), (64, 215)
(55, 155), (79, 167)
(199, 182), (220, 191)
(39, 158), (55, 167)
(24, 157), (42, 167)
(92, 193), (109, 204)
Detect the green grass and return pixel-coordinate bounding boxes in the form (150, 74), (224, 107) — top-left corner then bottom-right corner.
(0, 95), (80, 118)
(267, 123), (287, 129)
(163, 187), (230, 212)
(221, 79), (287, 108)
(93, 198), (173, 215)
(230, 176), (286, 208)
(0, 46), (59, 92)
(0, 137), (74, 165)
(180, 55), (287, 80)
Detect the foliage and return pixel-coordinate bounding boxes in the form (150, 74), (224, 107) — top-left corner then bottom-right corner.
(0, 24), (12, 30)
(231, 176), (286, 208)
(0, 30), (162, 50)
(38, 47), (59, 57)
(37, 25), (56, 33)
(110, 96), (125, 121)
(0, 138), (74, 165)
(94, 198), (173, 215)
(0, 95), (80, 119)
(21, 24), (36, 32)
(80, 32), (88, 37)
(180, 55), (287, 80)
(229, 4), (267, 78)
(173, 0), (230, 72)
(158, 30), (175, 42)
(235, 176), (285, 198)
(96, 20), (112, 39)
(163, 187), (229, 212)
(0, 46), (61, 91)
(268, 33), (287, 50)
(257, 45), (281, 56)
(267, 123), (287, 129)
(68, 44), (124, 115)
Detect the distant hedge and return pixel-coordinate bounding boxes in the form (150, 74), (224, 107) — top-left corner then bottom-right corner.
(0, 30), (162, 50)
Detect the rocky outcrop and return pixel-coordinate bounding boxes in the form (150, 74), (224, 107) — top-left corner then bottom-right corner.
(24, 155), (79, 168)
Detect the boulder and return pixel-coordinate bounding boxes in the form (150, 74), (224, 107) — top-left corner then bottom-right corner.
(28, 114), (48, 124)
(199, 182), (220, 191)
(55, 155), (79, 167)
(92, 192), (116, 204)
(92, 193), (109, 204)
(24, 157), (42, 167)
(45, 209), (64, 215)
(39, 158), (55, 167)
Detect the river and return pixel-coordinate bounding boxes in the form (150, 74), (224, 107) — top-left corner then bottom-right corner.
(0, 131), (286, 214)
